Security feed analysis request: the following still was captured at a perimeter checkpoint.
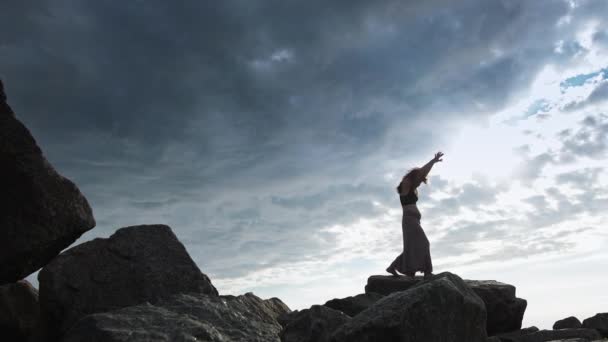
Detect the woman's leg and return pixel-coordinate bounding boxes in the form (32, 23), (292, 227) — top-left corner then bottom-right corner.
(386, 253), (401, 276)
(403, 215), (432, 276)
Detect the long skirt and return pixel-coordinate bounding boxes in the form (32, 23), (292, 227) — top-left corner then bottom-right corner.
(389, 205), (433, 275)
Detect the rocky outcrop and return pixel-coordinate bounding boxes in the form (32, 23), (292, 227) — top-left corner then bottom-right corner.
(332, 272), (487, 342)
(365, 274), (419, 295)
(264, 297), (293, 322)
(63, 292), (285, 342)
(494, 326), (539, 341)
(366, 275), (526, 335)
(468, 280), (527, 336)
(280, 305), (350, 342)
(554, 316), (583, 330)
(323, 292), (383, 317)
(0, 79), (96, 285)
(582, 313), (608, 337)
(494, 328), (601, 342)
(38, 224), (218, 337)
(0, 280), (41, 342)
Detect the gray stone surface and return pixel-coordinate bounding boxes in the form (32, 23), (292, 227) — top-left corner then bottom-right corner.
(264, 297), (292, 322)
(583, 313), (608, 337)
(323, 292), (383, 317)
(366, 275), (527, 335)
(545, 339), (605, 342)
(469, 280), (527, 335)
(38, 224), (218, 338)
(494, 326), (540, 341)
(63, 292), (284, 342)
(332, 272), (487, 342)
(0, 280), (41, 342)
(554, 316), (583, 330)
(496, 328), (601, 342)
(0, 79), (95, 285)
(280, 305), (350, 342)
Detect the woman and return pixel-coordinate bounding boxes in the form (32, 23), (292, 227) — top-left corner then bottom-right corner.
(386, 151), (443, 279)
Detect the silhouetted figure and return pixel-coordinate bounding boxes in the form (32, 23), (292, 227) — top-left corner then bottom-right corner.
(386, 151), (443, 279)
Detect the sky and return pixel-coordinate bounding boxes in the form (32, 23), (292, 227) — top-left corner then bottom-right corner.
(1, 0), (607, 330)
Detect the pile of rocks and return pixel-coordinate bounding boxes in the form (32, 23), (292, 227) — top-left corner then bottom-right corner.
(0, 79), (291, 341)
(277, 275), (607, 342)
(1, 78), (607, 342)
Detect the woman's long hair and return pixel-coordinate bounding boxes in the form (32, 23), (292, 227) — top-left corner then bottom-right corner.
(396, 167), (426, 193)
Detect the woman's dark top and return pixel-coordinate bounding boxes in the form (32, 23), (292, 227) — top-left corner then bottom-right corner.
(399, 187), (418, 206)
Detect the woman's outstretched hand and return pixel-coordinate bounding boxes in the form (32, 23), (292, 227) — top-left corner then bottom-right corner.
(432, 151), (444, 163)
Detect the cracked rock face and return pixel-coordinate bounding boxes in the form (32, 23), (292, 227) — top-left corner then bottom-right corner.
(280, 305), (351, 342)
(0, 79), (96, 285)
(333, 272), (488, 342)
(366, 275), (527, 336)
(62, 292), (286, 342)
(38, 224), (218, 338)
(323, 292), (384, 317)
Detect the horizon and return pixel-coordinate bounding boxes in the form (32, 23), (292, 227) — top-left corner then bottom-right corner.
(2, 0), (607, 330)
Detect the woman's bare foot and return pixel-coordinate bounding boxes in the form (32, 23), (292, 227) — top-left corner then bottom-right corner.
(386, 267), (398, 277)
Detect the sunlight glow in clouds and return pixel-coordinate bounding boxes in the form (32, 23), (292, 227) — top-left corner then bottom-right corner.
(7, 0), (606, 333)
(214, 38), (608, 328)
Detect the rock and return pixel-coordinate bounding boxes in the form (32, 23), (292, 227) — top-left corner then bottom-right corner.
(63, 292), (283, 342)
(0, 280), (41, 342)
(364, 274), (420, 295)
(494, 326), (539, 341)
(278, 310), (300, 328)
(366, 275), (526, 335)
(323, 292), (383, 317)
(582, 313), (608, 337)
(0, 79), (96, 285)
(468, 280), (527, 335)
(544, 339), (604, 342)
(332, 272), (487, 342)
(553, 316), (582, 330)
(38, 224), (218, 338)
(264, 297), (292, 322)
(280, 305), (350, 342)
(495, 328), (601, 342)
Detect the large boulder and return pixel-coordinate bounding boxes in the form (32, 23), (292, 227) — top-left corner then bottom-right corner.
(323, 292), (384, 317)
(553, 316), (582, 330)
(280, 305), (351, 342)
(332, 272), (488, 342)
(468, 280), (527, 335)
(366, 275), (526, 335)
(494, 328), (601, 342)
(264, 297), (292, 322)
(38, 224), (218, 337)
(493, 326), (539, 341)
(0, 79), (95, 285)
(582, 313), (608, 337)
(0, 280), (41, 342)
(364, 275), (420, 295)
(63, 292), (285, 342)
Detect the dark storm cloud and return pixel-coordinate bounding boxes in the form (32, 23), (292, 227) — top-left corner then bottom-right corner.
(3, 0), (607, 283)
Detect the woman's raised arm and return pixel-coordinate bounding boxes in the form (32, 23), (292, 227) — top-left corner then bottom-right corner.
(416, 151), (443, 183)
